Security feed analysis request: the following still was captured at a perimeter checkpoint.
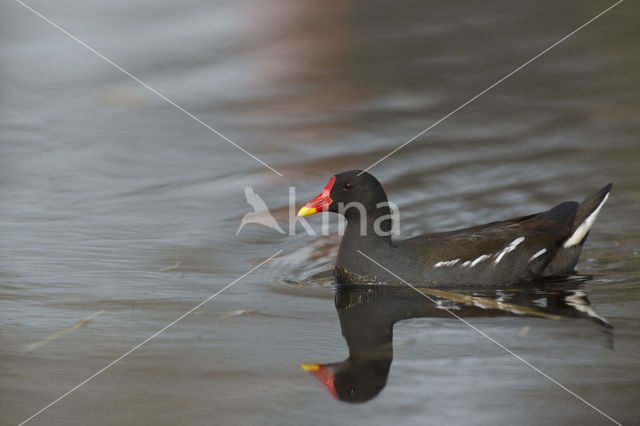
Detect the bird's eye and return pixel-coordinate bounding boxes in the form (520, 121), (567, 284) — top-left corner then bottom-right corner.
(343, 183), (353, 191)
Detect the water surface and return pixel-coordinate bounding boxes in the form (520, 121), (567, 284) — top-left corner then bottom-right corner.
(1, 0), (639, 425)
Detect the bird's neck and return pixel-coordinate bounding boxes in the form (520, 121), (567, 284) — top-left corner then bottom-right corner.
(342, 204), (393, 245)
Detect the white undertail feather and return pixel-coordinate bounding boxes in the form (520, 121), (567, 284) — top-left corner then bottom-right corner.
(563, 193), (609, 248)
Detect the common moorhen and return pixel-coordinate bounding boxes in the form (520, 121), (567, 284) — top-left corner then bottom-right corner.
(298, 170), (612, 286)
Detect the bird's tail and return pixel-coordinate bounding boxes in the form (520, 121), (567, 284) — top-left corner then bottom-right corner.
(543, 183), (612, 277)
(563, 183), (613, 249)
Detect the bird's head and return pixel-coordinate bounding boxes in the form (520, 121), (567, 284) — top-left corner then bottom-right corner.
(297, 170), (389, 220)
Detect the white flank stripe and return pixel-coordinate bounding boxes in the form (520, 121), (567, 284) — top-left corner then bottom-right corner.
(433, 259), (460, 268)
(471, 254), (491, 267)
(563, 193), (609, 248)
(529, 248), (547, 262)
(494, 237), (526, 264)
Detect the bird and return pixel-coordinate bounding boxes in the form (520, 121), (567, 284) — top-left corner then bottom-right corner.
(236, 186), (285, 235)
(297, 170), (612, 286)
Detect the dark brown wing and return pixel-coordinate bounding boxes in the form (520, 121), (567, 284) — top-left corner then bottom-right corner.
(401, 201), (579, 284)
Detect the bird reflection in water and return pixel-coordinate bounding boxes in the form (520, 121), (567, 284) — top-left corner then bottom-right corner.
(301, 280), (611, 403)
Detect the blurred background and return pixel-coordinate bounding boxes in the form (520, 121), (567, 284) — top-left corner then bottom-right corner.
(1, 0), (639, 425)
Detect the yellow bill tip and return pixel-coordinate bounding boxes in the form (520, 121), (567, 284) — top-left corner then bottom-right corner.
(297, 206), (317, 217)
(300, 363), (320, 371)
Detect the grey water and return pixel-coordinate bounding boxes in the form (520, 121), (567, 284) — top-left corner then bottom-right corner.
(1, 0), (639, 425)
